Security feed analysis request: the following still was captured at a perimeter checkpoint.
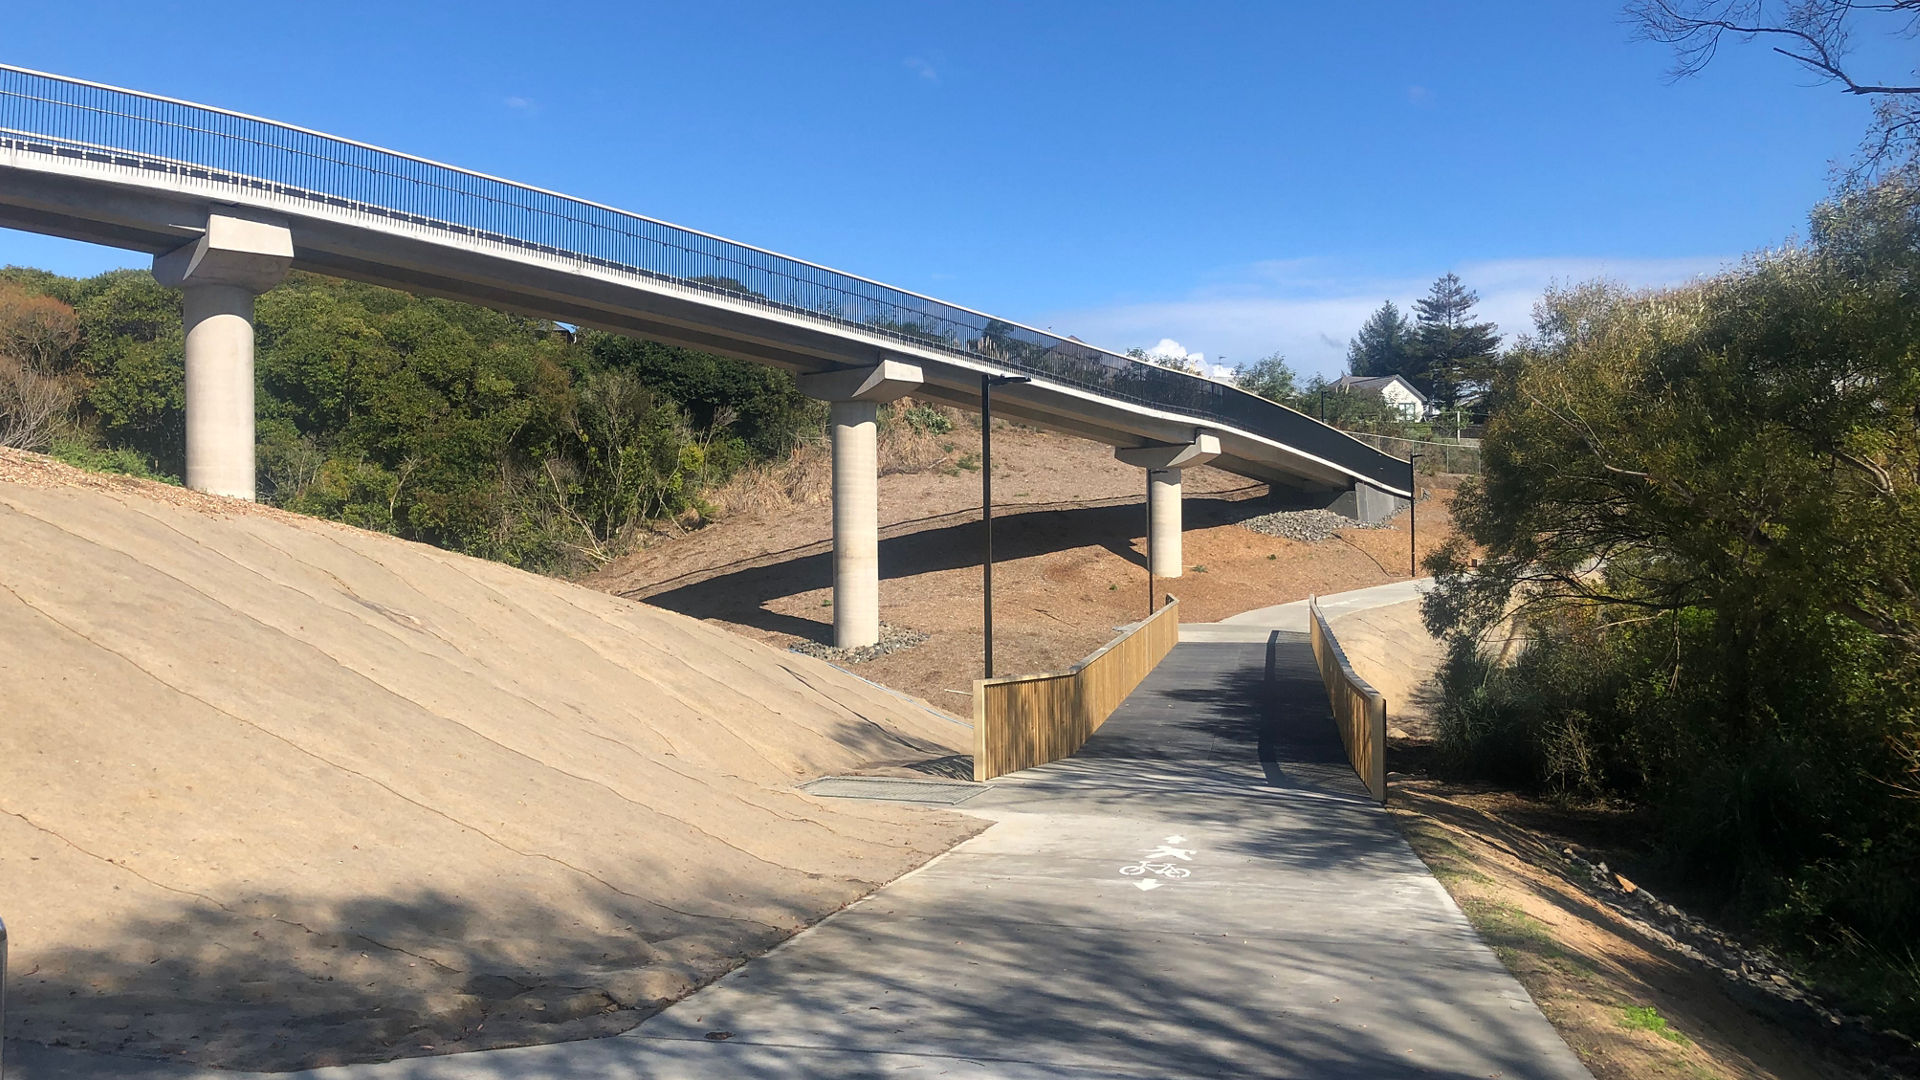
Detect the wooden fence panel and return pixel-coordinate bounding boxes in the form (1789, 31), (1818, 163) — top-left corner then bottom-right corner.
(973, 599), (1180, 781)
(1307, 598), (1389, 803)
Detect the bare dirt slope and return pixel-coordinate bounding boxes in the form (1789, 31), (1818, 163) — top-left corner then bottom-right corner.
(591, 423), (1455, 704)
(0, 449), (978, 1070)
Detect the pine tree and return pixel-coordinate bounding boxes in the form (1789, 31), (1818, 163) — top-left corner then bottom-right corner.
(1410, 273), (1500, 412)
(1345, 300), (1415, 378)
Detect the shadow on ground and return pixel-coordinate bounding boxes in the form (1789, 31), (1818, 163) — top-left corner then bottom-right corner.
(3, 880), (798, 1073)
(630, 495), (1279, 642)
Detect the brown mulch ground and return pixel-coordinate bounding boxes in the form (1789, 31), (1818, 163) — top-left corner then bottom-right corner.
(586, 423), (1456, 705)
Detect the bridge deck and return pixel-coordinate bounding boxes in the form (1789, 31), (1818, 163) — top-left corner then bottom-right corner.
(0, 64), (1412, 499)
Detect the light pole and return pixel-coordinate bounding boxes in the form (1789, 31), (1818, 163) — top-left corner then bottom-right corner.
(1145, 470), (1156, 617)
(982, 373), (1029, 679)
(1407, 451), (1421, 578)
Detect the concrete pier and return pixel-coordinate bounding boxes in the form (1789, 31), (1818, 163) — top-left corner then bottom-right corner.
(152, 208), (293, 501)
(1116, 434), (1219, 580)
(828, 399), (881, 647)
(798, 360), (923, 648)
(1146, 467), (1182, 578)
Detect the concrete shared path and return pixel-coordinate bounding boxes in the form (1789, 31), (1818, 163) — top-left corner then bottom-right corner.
(15, 614), (1588, 1080)
(1179, 577), (1434, 642)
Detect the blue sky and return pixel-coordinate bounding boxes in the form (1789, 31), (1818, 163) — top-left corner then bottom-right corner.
(0, 2), (1890, 376)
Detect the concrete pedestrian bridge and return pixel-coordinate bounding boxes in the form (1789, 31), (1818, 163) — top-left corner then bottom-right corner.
(0, 64), (1411, 646)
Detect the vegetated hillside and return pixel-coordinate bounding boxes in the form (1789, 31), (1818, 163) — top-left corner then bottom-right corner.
(592, 423), (1459, 704)
(0, 448), (977, 1070)
(0, 267), (823, 573)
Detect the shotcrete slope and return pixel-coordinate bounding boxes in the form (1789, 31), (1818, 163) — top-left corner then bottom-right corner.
(0, 450), (977, 1070)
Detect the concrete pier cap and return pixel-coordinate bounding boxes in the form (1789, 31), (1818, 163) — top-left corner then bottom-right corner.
(796, 358), (925, 405)
(1115, 434), (1220, 580)
(798, 359), (925, 649)
(153, 207), (294, 501)
(1113, 432), (1220, 472)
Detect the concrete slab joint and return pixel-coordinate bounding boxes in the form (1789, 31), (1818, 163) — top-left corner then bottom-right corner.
(1115, 434), (1219, 580)
(797, 360), (926, 649)
(152, 207), (294, 502)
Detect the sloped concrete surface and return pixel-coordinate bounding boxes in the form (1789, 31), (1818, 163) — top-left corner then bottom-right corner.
(11, 634), (1590, 1078)
(0, 453), (977, 1071)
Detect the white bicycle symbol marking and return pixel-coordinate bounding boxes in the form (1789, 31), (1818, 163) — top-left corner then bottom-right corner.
(1119, 860), (1191, 879)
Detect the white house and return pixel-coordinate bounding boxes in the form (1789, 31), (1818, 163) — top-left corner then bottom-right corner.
(1332, 374), (1428, 421)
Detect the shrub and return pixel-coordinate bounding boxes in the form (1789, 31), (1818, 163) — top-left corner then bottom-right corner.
(1423, 174), (1920, 1031)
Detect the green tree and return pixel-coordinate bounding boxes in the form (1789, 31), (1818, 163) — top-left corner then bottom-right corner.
(0, 266), (823, 573)
(1126, 344), (1200, 375)
(1233, 352), (1299, 404)
(583, 332), (817, 459)
(1346, 300), (1416, 378)
(1423, 175), (1920, 1026)
(1409, 273), (1500, 412)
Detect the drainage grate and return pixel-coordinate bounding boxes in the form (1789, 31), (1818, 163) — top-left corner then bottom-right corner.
(800, 776), (990, 805)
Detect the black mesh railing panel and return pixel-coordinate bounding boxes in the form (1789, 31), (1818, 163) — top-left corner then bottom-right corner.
(0, 66), (1410, 492)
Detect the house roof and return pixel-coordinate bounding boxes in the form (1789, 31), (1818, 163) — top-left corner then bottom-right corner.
(1333, 374), (1428, 404)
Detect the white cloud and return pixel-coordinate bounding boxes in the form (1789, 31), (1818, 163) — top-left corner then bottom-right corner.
(1049, 255), (1730, 379)
(503, 96), (537, 113)
(904, 57), (939, 83)
(1143, 337), (1204, 366)
(1407, 85), (1434, 106)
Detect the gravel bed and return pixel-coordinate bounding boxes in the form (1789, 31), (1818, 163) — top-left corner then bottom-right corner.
(791, 623), (930, 665)
(1240, 508), (1391, 543)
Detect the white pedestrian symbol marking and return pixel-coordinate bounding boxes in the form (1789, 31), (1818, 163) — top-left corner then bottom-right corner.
(1120, 835), (1197, 888)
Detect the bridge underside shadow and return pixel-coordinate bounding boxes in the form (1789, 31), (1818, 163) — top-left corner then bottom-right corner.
(629, 492), (1276, 643)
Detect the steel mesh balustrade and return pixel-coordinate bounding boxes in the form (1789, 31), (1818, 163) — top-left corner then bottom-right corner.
(0, 65), (1408, 491)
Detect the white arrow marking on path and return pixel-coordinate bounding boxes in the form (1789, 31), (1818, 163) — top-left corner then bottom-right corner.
(1136, 880), (1163, 891)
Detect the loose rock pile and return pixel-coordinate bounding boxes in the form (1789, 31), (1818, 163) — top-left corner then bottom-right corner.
(791, 623), (930, 665)
(1240, 508), (1389, 543)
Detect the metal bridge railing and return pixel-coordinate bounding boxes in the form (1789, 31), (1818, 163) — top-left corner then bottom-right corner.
(0, 65), (1409, 492)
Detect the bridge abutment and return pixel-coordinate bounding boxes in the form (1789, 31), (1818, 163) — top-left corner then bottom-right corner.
(1116, 435), (1220, 580)
(798, 360), (924, 648)
(152, 208), (293, 501)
